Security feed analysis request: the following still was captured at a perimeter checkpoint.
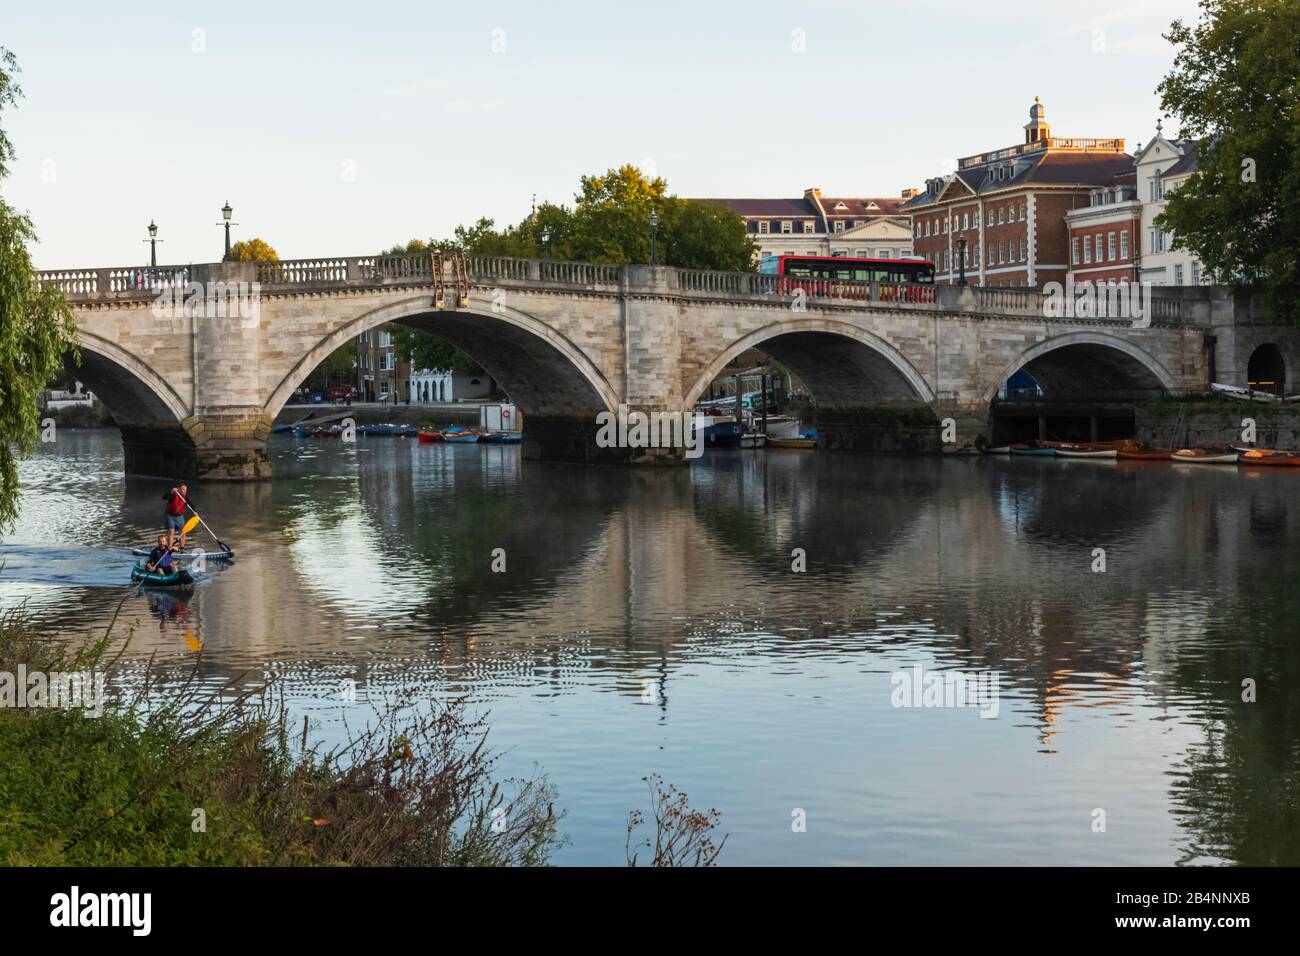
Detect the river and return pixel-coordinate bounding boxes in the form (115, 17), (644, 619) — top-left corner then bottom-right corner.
(3, 428), (1298, 865)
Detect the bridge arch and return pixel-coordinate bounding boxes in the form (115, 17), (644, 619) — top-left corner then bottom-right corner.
(982, 331), (1178, 405)
(264, 294), (620, 422)
(684, 318), (936, 410)
(69, 331), (191, 426)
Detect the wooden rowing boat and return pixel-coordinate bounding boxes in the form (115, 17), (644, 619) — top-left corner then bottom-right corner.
(1239, 448), (1300, 466)
(766, 436), (815, 450)
(1116, 446), (1173, 460)
(1171, 448), (1239, 464)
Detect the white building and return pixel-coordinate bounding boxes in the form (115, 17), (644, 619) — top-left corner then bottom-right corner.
(702, 187), (917, 262)
(409, 368), (454, 403)
(1133, 126), (1206, 287)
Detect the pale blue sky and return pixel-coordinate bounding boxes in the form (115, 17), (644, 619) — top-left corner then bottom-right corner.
(4, 0), (1202, 269)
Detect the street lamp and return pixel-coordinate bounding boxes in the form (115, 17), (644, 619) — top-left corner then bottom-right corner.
(649, 210), (660, 266)
(957, 236), (968, 287)
(217, 201), (238, 261)
(541, 226), (551, 261)
(144, 220), (161, 268)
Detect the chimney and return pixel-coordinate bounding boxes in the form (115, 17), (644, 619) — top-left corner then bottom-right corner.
(803, 187), (822, 201)
(900, 187), (917, 200)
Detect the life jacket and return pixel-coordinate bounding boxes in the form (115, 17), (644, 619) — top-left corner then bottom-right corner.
(165, 492), (185, 516)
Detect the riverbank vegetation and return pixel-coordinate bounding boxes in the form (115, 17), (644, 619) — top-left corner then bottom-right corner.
(0, 48), (79, 534)
(0, 609), (563, 866)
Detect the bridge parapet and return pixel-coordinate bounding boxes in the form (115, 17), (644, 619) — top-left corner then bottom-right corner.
(39, 252), (1216, 327)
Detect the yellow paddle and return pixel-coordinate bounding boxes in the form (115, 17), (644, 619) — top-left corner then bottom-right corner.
(149, 515), (201, 569)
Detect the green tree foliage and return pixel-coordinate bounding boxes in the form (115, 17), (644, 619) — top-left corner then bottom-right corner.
(228, 238), (280, 262)
(0, 48), (78, 533)
(301, 340), (356, 389)
(1156, 0), (1300, 315)
(379, 165), (755, 372)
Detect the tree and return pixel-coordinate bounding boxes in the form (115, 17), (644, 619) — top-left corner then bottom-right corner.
(1156, 0), (1300, 316)
(228, 238), (279, 262)
(0, 48), (78, 533)
(397, 165), (756, 270)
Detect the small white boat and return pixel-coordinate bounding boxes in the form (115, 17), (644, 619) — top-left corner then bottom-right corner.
(1171, 448), (1239, 464)
(1211, 382), (1281, 403)
(759, 416), (801, 440)
(1055, 447), (1118, 459)
(983, 445), (1011, 455)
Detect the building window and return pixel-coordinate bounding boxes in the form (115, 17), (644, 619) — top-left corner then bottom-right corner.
(878, 249), (891, 258)
(1151, 174), (1164, 201)
(997, 207), (1005, 225)
(1174, 264), (1184, 286)
(902, 249), (912, 258)
(1192, 261), (1201, 285)
(988, 246), (994, 266)
(1120, 231), (1129, 259)
(1019, 204), (1026, 221)
(1071, 238), (1079, 265)
(758, 221), (769, 234)
(961, 213), (968, 231)
(988, 210), (994, 226)
(802, 220), (815, 233)
(378, 330), (393, 347)
(1020, 238), (1026, 261)
(1083, 237), (1092, 264)
(781, 220), (792, 234)
(942, 218), (948, 234)
(1107, 233), (1116, 261)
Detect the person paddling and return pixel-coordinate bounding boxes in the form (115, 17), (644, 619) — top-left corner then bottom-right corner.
(163, 483), (189, 551)
(144, 534), (176, 574)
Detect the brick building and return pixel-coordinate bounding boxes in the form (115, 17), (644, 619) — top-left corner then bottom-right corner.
(706, 188), (916, 262)
(1064, 173), (1141, 284)
(902, 98), (1132, 288)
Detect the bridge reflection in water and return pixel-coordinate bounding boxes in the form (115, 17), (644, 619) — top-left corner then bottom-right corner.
(5, 432), (1300, 864)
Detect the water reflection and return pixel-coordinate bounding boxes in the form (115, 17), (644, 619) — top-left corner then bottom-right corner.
(2, 431), (1299, 864)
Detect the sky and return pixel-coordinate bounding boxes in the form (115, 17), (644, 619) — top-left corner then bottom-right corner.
(2, 0), (1205, 269)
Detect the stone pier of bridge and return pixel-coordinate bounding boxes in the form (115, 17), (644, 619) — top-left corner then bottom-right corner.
(41, 252), (1294, 480)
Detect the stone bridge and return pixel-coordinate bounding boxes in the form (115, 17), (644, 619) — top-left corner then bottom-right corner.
(38, 253), (1296, 479)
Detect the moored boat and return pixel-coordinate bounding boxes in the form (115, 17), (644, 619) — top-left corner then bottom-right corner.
(417, 430), (442, 443)
(131, 563), (195, 588)
(740, 433), (767, 449)
(1171, 447), (1239, 464)
(1010, 442), (1056, 457)
(1054, 443), (1118, 459)
(1117, 446), (1173, 460)
(442, 426), (482, 444)
(766, 436), (815, 450)
(478, 432), (522, 444)
(704, 421), (743, 449)
(1239, 448), (1300, 466)
(982, 445), (1011, 454)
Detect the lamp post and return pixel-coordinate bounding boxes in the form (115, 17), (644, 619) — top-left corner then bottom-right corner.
(649, 210), (659, 266)
(957, 236), (968, 287)
(144, 220), (161, 268)
(217, 201), (237, 261)
(541, 226), (551, 261)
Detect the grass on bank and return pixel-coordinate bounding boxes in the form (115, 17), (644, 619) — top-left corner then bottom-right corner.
(0, 607), (562, 866)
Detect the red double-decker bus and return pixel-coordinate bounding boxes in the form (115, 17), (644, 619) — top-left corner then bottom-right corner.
(758, 254), (935, 284)
(757, 254), (936, 303)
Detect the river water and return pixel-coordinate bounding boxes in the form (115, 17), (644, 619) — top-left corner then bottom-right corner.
(3, 429), (1298, 865)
